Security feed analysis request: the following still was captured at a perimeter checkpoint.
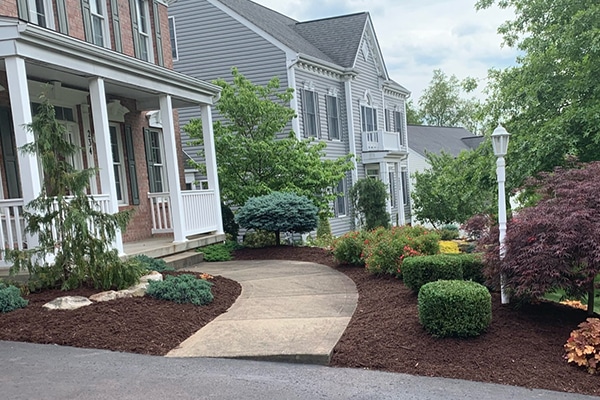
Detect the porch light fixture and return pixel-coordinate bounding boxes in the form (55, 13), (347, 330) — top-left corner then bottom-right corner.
(492, 124), (510, 304)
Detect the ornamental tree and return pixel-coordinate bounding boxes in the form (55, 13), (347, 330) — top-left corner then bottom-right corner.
(235, 192), (318, 246)
(349, 178), (389, 230)
(184, 68), (354, 213)
(481, 161), (600, 315)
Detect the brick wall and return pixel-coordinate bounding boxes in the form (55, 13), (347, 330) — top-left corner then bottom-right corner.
(0, 2), (18, 18)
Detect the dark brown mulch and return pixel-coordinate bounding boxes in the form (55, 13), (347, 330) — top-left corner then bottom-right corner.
(0, 272), (241, 356)
(0, 246), (598, 397)
(234, 246), (599, 397)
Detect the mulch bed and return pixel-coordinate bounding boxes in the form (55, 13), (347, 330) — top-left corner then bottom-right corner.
(0, 272), (241, 356)
(0, 246), (598, 396)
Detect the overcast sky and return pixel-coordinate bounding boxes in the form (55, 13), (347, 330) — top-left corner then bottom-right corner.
(252, 0), (518, 103)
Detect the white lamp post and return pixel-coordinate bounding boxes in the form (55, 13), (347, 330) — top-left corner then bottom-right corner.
(491, 124), (510, 304)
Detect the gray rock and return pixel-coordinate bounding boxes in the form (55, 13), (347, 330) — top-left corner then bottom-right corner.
(89, 291), (119, 302)
(43, 296), (93, 310)
(139, 271), (163, 283)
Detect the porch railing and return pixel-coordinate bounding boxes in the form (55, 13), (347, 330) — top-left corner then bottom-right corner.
(363, 130), (408, 153)
(0, 199), (26, 266)
(148, 190), (219, 237)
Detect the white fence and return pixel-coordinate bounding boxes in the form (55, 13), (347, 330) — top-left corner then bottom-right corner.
(0, 199), (26, 266)
(149, 190), (218, 236)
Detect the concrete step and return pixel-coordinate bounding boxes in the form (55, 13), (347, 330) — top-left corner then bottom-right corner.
(161, 250), (204, 270)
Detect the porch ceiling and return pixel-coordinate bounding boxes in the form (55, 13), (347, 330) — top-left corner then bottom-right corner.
(0, 18), (221, 110)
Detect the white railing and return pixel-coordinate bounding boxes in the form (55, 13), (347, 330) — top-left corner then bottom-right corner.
(148, 190), (219, 236)
(182, 190), (219, 236)
(0, 199), (26, 266)
(148, 192), (173, 234)
(363, 130), (407, 153)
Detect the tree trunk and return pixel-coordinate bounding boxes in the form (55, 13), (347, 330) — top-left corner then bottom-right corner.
(587, 280), (595, 316)
(275, 231), (281, 246)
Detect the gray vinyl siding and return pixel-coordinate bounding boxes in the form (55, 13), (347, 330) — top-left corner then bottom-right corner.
(293, 68), (354, 236)
(169, 0), (289, 164)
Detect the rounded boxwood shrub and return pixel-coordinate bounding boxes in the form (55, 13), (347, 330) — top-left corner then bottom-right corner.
(403, 255), (464, 292)
(146, 274), (213, 305)
(0, 283), (28, 313)
(418, 280), (491, 338)
(455, 253), (485, 284)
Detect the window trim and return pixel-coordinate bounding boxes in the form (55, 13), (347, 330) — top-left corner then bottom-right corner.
(361, 105), (378, 132)
(109, 124), (129, 205)
(325, 95), (341, 141)
(302, 89), (319, 138)
(168, 16), (178, 61)
(28, 0), (55, 29)
(135, 0), (154, 62)
(89, 0), (110, 47)
(334, 178), (347, 217)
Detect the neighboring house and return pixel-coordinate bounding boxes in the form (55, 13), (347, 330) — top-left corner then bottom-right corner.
(0, 0), (224, 267)
(169, 0), (411, 236)
(407, 125), (484, 224)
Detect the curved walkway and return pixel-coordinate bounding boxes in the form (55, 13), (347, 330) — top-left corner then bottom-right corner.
(166, 260), (358, 364)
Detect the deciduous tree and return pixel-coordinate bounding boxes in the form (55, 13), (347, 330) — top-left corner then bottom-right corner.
(185, 68), (354, 213)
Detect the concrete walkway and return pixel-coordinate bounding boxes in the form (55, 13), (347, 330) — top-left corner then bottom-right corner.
(166, 260), (357, 364)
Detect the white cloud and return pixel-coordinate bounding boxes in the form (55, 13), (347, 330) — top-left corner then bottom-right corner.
(252, 0), (518, 101)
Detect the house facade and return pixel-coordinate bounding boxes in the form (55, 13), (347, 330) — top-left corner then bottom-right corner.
(0, 0), (224, 266)
(169, 0), (411, 236)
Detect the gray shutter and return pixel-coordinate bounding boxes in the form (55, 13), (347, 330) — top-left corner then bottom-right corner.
(152, 0), (164, 66)
(143, 128), (156, 193)
(56, 0), (69, 34)
(0, 108), (21, 199)
(301, 90), (308, 138)
(314, 92), (321, 139)
(81, 0), (92, 43)
(129, 0), (141, 59)
(17, 0), (29, 21)
(124, 126), (139, 205)
(110, 0), (122, 52)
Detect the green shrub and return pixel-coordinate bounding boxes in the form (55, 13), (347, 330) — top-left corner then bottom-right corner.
(221, 202), (239, 240)
(455, 253), (485, 283)
(403, 255), (464, 292)
(0, 283), (28, 313)
(201, 241), (238, 262)
(439, 225), (460, 240)
(92, 258), (147, 290)
(362, 226), (440, 277)
(133, 254), (175, 272)
(146, 274), (214, 305)
(350, 178), (390, 230)
(332, 231), (368, 265)
(243, 230), (277, 248)
(236, 192), (318, 245)
(418, 280), (492, 338)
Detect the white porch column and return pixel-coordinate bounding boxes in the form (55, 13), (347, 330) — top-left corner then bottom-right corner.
(396, 162), (406, 225)
(160, 95), (186, 243)
(201, 104), (224, 234)
(89, 77), (124, 254)
(380, 162), (392, 223)
(5, 56), (41, 248)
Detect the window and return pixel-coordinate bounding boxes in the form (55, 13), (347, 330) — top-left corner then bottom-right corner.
(326, 95), (340, 140)
(302, 89), (319, 138)
(135, 0), (151, 61)
(361, 106), (377, 132)
(334, 179), (346, 217)
(401, 170), (410, 206)
(144, 129), (167, 193)
(366, 167), (379, 180)
(89, 0), (105, 46)
(169, 16), (178, 60)
(394, 110), (405, 145)
(389, 171), (396, 208)
(110, 125), (128, 204)
(29, 0), (51, 27)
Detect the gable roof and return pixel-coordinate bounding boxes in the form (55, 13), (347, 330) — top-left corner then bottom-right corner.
(293, 13), (368, 68)
(214, 0), (371, 69)
(407, 125), (484, 158)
